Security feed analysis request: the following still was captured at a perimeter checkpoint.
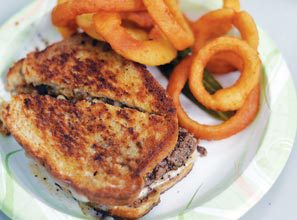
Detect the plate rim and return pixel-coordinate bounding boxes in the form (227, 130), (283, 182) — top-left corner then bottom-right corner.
(0, 1), (296, 220)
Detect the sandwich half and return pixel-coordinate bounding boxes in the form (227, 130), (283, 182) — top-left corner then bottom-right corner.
(2, 34), (206, 219)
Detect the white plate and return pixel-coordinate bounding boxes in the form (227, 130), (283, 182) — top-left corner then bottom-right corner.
(0, 1), (296, 220)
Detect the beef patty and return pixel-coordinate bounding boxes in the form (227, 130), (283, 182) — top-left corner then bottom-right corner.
(145, 128), (206, 186)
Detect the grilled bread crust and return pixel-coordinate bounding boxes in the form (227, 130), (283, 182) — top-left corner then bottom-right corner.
(2, 94), (177, 206)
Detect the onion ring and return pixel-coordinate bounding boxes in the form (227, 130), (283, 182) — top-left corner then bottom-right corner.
(55, 0), (77, 38)
(143, 0), (194, 50)
(52, 0), (145, 27)
(93, 12), (177, 66)
(233, 11), (259, 49)
(76, 14), (105, 41)
(223, 0), (240, 11)
(189, 0), (240, 33)
(76, 13), (149, 42)
(193, 9), (259, 74)
(193, 8), (234, 50)
(189, 37), (261, 111)
(167, 56), (260, 140)
(121, 12), (154, 29)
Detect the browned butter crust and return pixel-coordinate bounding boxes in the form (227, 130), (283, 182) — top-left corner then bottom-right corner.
(3, 34), (179, 206)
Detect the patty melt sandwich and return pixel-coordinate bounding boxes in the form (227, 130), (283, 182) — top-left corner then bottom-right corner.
(1, 34), (206, 219)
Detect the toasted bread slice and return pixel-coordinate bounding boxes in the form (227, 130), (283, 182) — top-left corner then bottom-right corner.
(8, 33), (175, 117)
(2, 93), (177, 206)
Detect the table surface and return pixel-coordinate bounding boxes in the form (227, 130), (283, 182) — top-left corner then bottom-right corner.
(0, 0), (296, 220)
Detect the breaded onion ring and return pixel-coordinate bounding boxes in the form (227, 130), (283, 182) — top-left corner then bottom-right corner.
(189, 37), (260, 111)
(55, 0), (77, 38)
(143, 0), (194, 50)
(93, 12), (177, 66)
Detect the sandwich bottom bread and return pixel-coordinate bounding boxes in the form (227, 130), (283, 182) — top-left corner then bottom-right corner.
(1, 34), (206, 219)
